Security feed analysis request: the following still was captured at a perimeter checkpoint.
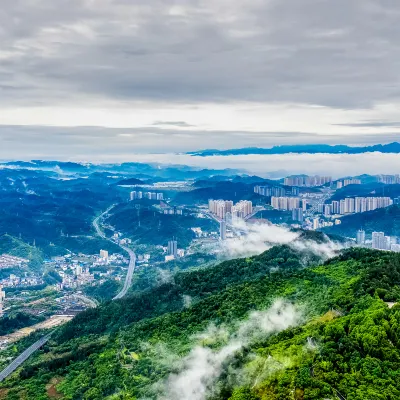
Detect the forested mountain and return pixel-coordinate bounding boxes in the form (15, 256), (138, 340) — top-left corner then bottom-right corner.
(106, 201), (217, 247)
(323, 205), (400, 238)
(2, 245), (400, 399)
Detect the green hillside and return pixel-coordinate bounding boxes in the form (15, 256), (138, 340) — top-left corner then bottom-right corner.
(2, 246), (400, 399)
(323, 204), (400, 238)
(106, 202), (217, 247)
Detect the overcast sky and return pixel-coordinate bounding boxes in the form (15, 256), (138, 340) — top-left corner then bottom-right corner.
(1, 0), (400, 160)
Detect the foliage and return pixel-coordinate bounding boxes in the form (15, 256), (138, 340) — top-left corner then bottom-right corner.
(84, 280), (121, 302)
(0, 313), (45, 336)
(2, 248), (400, 399)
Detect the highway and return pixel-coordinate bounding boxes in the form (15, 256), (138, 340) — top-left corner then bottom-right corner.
(0, 333), (52, 382)
(0, 206), (136, 383)
(92, 206), (136, 300)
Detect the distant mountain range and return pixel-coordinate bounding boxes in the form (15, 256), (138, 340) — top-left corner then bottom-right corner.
(187, 142), (400, 156)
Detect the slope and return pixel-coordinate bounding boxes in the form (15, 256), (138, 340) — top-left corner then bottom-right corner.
(323, 204), (400, 237)
(2, 247), (400, 400)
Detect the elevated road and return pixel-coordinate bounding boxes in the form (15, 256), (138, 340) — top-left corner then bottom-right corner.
(0, 205), (136, 383)
(93, 206), (136, 300)
(0, 333), (52, 382)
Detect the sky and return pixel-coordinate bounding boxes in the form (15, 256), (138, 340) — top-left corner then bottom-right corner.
(1, 0), (400, 161)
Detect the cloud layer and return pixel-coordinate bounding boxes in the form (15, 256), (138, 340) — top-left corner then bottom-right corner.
(1, 1), (400, 156)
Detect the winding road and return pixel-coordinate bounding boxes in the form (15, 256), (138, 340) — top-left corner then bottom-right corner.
(0, 206), (137, 383)
(92, 206), (136, 300)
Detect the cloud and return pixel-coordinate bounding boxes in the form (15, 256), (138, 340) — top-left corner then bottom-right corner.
(1, 1), (400, 155)
(159, 300), (301, 400)
(218, 220), (343, 260)
(152, 121), (195, 128)
(2, 0), (400, 108)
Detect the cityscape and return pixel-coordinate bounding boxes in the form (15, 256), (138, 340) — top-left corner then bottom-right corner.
(1, 0), (400, 398)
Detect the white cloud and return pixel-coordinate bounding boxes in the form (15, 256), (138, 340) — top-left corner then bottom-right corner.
(159, 300), (301, 400)
(218, 220), (343, 260)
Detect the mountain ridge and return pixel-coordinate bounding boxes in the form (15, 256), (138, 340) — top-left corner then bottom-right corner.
(188, 142), (400, 156)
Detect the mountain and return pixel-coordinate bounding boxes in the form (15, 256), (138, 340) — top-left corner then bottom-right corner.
(105, 201), (217, 247)
(114, 177), (146, 186)
(323, 204), (400, 238)
(173, 181), (266, 205)
(188, 142), (400, 156)
(4, 244), (400, 399)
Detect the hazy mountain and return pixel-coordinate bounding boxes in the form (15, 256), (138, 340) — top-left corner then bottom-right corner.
(188, 142), (400, 156)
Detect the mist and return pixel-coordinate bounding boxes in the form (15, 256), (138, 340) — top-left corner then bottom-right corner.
(158, 300), (301, 400)
(219, 220), (343, 260)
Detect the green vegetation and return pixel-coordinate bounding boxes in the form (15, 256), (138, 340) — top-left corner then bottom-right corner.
(0, 313), (45, 336)
(2, 247), (400, 399)
(84, 280), (121, 302)
(106, 202), (217, 247)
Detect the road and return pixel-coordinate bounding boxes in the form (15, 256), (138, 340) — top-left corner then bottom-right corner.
(305, 188), (334, 217)
(0, 333), (52, 382)
(93, 206), (136, 300)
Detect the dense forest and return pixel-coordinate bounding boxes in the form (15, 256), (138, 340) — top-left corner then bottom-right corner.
(1, 245), (400, 399)
(106, 201), (217, 247)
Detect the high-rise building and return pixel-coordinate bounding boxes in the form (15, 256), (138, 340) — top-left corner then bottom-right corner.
(291, 186), (300, 196)
(100, 250), (109, 259)
(324, 204), (331, 216)
(271, 197), (304, 211)
(0, 285), (5, 316)
(372, 232), (391, 250)
(220, 220), (227, 240)
(331, 197), (393, 215)
(284, 175), (332, 187)
(254, 186), (286, 197)
(130, 191), (137, 201)
(331, 201), (340, 214)
(168, 240), (178, 258)
(378, 174), (400, 184)
(209, 199), (251, 220)
(292, 208), (304, 222)
(356, 229), (365, 245)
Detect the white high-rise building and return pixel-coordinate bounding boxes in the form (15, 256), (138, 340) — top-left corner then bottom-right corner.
(356, 229), (365, 245)
(0, 285), (5, 316)
(100, 249), (109, 259)
(168, 240), (178, 257)
(220, 220), (227, 240)
(372, 232), (391, 250)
